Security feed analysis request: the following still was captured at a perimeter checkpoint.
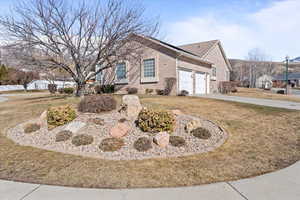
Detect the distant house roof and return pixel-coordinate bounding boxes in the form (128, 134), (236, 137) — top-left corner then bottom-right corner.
(273, 73), (300, 81)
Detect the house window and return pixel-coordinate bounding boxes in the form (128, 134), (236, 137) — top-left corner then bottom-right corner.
(143, 59), (155, 78)
(212, 67), (217, 77)
(116, 63), (126, 80)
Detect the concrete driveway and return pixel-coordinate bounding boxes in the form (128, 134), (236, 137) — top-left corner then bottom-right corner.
(1, 161), (299, 200)
(198, 94), (300, 110)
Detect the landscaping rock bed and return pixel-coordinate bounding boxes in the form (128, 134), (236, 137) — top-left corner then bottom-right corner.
(7, 110), (228, 160)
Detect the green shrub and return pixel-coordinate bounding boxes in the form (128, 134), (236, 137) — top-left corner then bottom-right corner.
(137, 108), (175, 133)
(24, 123), (41, 134)
(134, 137), (152, 152)
(63, 87), (74, 94)
(47, 105), (77, 128)
(101, 85), (115, 93)
(55, 130), (73, 142)
(169, 136), (186, 147)
(78, 95), (116, 113)
(48, 84), (57, 94)
(72, 134), (94, 146)
(99, 138), (124, 152)
(191, 127), (211, 139)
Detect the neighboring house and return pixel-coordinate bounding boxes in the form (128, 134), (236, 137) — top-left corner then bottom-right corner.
(256, 75), (273, 89)
(273, 73), (300, 88)
(97, 34), (231, 95)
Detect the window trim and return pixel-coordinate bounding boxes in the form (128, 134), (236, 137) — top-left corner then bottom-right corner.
(211, 65), (217, 81)
(141, 58), (159, 83)
(115, 62), (128, 84)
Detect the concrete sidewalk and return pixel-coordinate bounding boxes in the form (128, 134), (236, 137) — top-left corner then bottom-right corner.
(198, 94), (300, 110)
(1, 161), (299, 200)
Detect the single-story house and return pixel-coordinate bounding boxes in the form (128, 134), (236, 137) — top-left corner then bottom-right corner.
(96, 34), (231, 95)
(273, 73), (300, 88)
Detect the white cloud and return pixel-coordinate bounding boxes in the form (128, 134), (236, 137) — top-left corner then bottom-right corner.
(165, 0), (300, 61)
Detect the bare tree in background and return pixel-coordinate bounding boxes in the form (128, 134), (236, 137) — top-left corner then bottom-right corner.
(0, 0), (159, 96)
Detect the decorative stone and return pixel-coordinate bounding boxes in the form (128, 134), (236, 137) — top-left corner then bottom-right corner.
(39, 110), (48, 127)
(185, 120), (202, 133)
(171, 109), (183, 116)
(153, 132), (170, 148)
(110, 122), (130, 138)
(120, 95), (142, 119)
(64, 121), (86, 133)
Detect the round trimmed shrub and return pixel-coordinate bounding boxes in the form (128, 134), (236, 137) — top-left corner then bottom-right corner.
(137, 108), (175, 133)
(24, 123), (41, 134)
(134, 137), (152, 152)
(55, 130), (73, 142)
(126, 87), (138, 94)
(72, 134), (94, 146)
(99, 138), (125, 152)
(47, 105), (77, 129)
(78, 95), (116, 113)
(169, 136), (186, 147)
(48, 84), (57, 94)
(191, 127), (211, 139)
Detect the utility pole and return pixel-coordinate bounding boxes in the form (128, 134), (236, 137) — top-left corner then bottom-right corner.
(285, 56), (289, 95)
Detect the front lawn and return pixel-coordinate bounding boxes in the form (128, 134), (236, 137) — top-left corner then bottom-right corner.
(229, 87), (300, 103)
(0, 94), (299, 188)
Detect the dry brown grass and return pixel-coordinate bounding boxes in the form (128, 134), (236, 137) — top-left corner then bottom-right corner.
(230, 87), (300, 103)
(0, 94), (299, 189)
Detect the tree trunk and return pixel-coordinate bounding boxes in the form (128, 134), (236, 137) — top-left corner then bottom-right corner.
(23, 84), (28, 92)
(75, 81), (86, 97)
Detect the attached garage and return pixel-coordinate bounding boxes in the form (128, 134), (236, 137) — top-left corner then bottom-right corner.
(178, 69), (193, 95)
(178, 68), (209, 95)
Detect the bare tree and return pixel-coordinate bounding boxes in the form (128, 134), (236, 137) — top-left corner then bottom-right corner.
(0, 0), (159, 96)
(8, 69), (40, 91)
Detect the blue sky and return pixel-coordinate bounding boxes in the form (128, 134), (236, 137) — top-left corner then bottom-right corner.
(0, 0), (299, 61)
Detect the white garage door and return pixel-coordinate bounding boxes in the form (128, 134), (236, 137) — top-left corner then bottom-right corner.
(195, 72), (206, 94)
(179, 69), (193, 95)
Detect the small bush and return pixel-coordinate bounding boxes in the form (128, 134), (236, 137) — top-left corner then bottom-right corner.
(89, 118), (104, 125)
(134, 137), (152, 152)
(63, 87), (74, 94)
(191, 127), (211, 139)
(101, 85), (115, 93)
(48, 84), (57, 94)
(99, 138), (125, 152)
(78, 95), (117, 113)
(156, 89), (165, 95)
(24, 123), (41, 134)
(72, 134), (94, 146)
(145, 88), (153, 94)
(178, 90), (189, 96)
(55, 130), (73, 142)
(137, 108), (175, 133)
(126, 87), (138, 94)
(277, 90), (285, 94)
(169, 136), (186, 147)
(47, 105), (77, 128)
(94, 85), (102, 94)
(58, 88), (64, 94)
(164, 77), (176, 95)
(219, 81), (237, 94)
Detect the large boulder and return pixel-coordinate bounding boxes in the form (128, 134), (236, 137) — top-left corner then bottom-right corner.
(110, 122), (130, 138)
(153, 132), (170, 148)
(120, 95), (142, 119)
(64, 121), (86, 133)
(185, 120), (202, 133)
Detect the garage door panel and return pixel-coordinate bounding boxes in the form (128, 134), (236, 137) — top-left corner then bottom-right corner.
(179, 70), (193, 95)
(195, 73), (206, 94)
